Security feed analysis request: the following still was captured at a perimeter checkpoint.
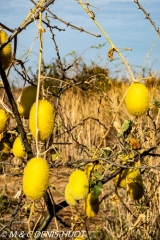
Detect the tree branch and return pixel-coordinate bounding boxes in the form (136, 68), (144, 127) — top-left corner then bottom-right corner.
(0, 63), (33, 159)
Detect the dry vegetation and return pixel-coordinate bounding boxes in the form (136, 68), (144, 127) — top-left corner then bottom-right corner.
(1, 67), (160, 240)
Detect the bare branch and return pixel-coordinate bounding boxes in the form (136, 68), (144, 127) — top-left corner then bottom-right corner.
(30, 0), (101, 38)
(134, 0), (160, 35)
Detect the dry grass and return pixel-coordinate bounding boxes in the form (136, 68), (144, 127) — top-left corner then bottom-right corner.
(54, 83), (128, 160)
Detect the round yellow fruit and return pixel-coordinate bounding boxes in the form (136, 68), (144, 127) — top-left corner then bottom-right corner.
(85, 192), (99, 218)
(18, 85), (37, 119)
(0, 109), (8, 133)
(23, 157), (49, 201)
(69, 170), (89, 200)
(65, 183), (77, 206)
(12, 136), (26, 158)
(0, 29), (12, 70)
(125, 83), (149, 116)
(29, 100), (54, 141)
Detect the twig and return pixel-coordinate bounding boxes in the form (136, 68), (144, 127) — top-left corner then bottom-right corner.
(0, 0), (55, 51)
(43, 19), (65, 32)
(102, 146), (157, 184)
(78, 0), (135, 82)
(134, 0), (160, 35)
(30, 0), (101, 38)
(33, 190), (68, 239)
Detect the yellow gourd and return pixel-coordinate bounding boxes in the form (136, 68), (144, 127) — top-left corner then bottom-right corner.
(69, 170), (89, 200)
(23, 157), (49, 201)
(0, 29), (12, 70)
(125, 83), (149, 116)
(85, 192), (99, 218)
(65, 183), (77, 206)
(29, 100), (54, 141)
(12, 136), (26, 158)
(0, 109), (8, 133)
(18, 85), (37, 118)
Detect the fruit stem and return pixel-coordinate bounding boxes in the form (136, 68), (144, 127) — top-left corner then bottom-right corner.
(78, 0), (135, 82)
(35, 10), (44, 157)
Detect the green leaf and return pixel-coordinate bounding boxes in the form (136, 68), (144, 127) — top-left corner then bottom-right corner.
(121, 119), (133, 132)
(102, 147), (112, 157)
(52, 153), (58, 161)
(91, 181), (103, 199)
(92, 171), (103, 181)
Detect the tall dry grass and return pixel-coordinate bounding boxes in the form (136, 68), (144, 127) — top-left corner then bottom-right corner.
(54, 82), (128, 160)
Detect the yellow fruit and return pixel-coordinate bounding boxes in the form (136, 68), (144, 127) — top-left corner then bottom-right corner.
(65, 183), (77, 206)
(12, 136), (26, 158)
(74, 237), (85, 240)
(85, 192), (99, 217)
(127, 175), (144, 200)
(0, 141), (10, 154)
(29, 100), (54, 141)
(23, 157), (49, 201)
(84, 163), (94, 179)
(113, 161), (141, 189)
(18, 85), (37, 118)
(0, 109), (8, 133)
(0, 29), (12, 70)
(69, 170), (89, 200)
(125, 83), (149, 116)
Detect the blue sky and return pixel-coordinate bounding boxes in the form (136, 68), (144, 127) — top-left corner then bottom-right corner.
(0, 0), (160, 85)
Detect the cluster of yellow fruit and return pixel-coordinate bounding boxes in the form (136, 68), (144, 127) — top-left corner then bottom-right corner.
(17, 85), (55, 141)
(0, 29), (12, 70)
(11, 85), (55, 158)
(65, 169), (100, 218)
(125, 82), (149, 117)
(113, 158), (144, 200)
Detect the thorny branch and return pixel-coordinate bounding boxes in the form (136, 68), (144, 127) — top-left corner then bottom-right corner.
(134, 0), (160, 35)
(30, 0), (101, 38)
(0, 0), (55, 51)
